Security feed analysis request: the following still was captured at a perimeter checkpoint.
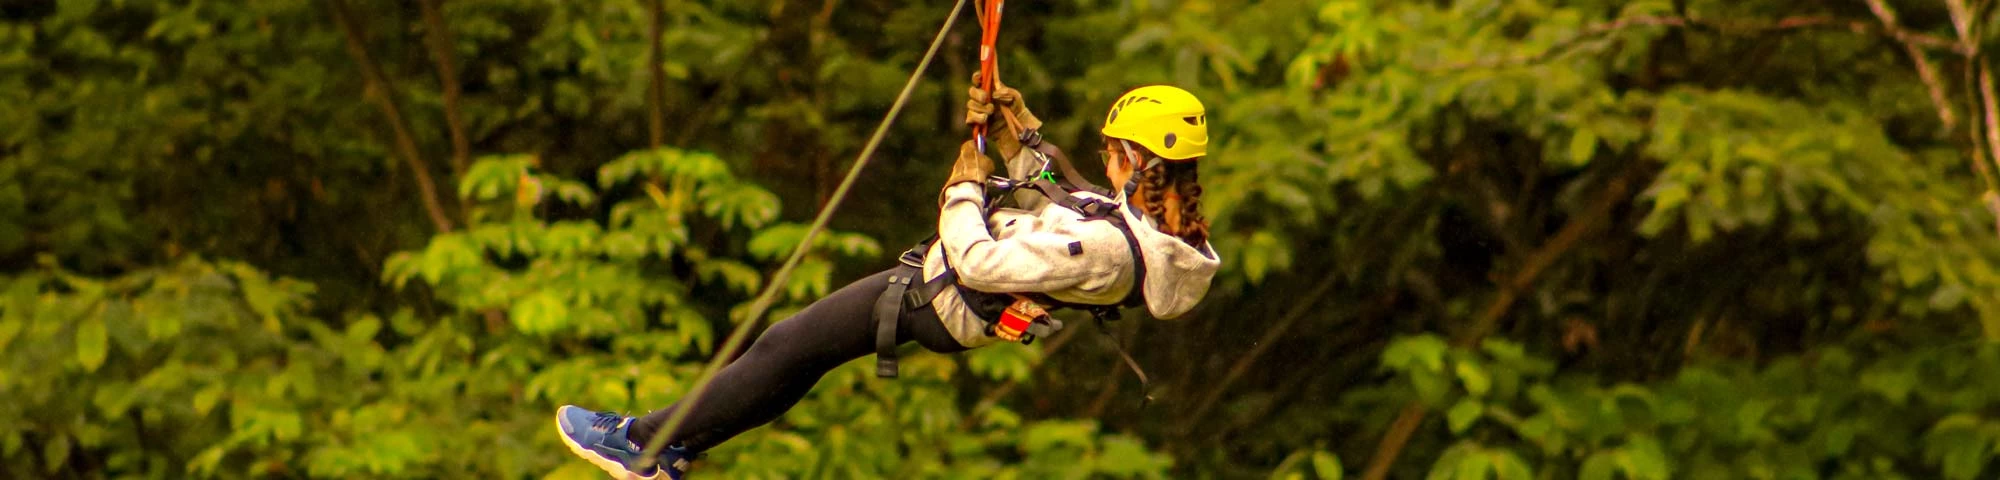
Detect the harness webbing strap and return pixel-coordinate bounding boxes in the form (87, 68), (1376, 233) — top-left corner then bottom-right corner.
(1021, 179), (1115, 217)
(875, 244), (960, 378)
(875, 268), (913, 378)
(1017, 179), (1149, 310)
(1026, 139), (1111, 197)
(1111, 216), (1148, 308)
(1095, 312), (1153, 407)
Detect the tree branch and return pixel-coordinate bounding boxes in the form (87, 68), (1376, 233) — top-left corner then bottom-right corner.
(1082, 356), (1127, 418)
(1208, 316), (1389, 443)
(1459, 167), (1638, 346)
(419, 0), (470, 179)
(410, 2), (510, 333)
(1423, 14), (1964, 72)
(1946, 0), (1976, 41)
(1980, 53), (2000, 189)
(1978, 66), (2000, 228)
(647, 0), (667, 147)
(1987, 191), (2000, 238)
(1947, 0), (2000, 237)
(1864, 0), (1957, 133)
(330, 0), (455, 233)
(1195, 291), (1399, 448)
(1360, 163), (1643, 480)
(1183, 272), (1342, 426)
(1358, 403), (1430, 480)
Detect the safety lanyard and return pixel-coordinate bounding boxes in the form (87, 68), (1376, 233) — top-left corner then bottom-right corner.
(972, 0), (1007, 153)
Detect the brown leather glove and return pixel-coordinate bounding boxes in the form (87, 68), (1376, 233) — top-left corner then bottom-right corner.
(945, 140), (994, 189)
(965, 73), (1041, 159)
(964, 73), (1042, 129)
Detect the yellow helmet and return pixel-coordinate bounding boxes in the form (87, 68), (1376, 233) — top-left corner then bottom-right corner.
(1100, 85), (1208, 161)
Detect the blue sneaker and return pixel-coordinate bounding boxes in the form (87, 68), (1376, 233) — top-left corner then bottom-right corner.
(556, 406), (665, 479)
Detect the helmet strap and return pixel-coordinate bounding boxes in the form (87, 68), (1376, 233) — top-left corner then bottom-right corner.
(1117, 140), (1161, 218)
(1118, 140), (1161, 172)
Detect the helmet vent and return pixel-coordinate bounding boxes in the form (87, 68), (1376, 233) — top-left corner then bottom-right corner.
(1183, 115), (1205, 125)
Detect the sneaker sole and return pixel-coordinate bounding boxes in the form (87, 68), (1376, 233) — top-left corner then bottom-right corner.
(554, 409), (660, 480)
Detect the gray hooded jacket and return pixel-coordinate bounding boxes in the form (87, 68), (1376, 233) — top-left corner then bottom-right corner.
(920, 150), (1221, 348)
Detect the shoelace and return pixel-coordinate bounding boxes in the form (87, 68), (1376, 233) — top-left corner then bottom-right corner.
(588, 411), (627, 433)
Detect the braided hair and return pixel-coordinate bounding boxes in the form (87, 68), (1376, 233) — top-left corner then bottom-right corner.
(1124, 141), (1210, 248)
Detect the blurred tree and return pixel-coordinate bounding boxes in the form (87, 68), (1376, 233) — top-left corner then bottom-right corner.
(4, 0), (2000, 478)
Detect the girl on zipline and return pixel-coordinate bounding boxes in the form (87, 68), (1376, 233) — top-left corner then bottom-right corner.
(554, 78), (1220, 480)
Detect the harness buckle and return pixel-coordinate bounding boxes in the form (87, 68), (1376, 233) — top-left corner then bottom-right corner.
(1018, 128), (1043, 148)
(990, 297), (1050, 344)
(1071, 197), (1104, 215)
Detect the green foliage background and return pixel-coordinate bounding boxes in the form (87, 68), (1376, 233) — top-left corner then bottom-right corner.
(4, 0), (2000, 478)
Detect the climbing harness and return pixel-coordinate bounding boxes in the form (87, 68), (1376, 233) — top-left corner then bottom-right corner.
(873, 179), (1145, 348)
(875, 164), (1156, 402)
(872, 170), (1156, 407)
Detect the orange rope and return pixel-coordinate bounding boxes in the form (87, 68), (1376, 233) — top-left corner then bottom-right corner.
(973, 0), (1008, 152)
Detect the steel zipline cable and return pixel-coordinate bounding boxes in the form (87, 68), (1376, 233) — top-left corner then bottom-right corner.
(630, 0), (973, 471)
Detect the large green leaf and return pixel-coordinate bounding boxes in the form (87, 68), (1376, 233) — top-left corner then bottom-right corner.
(75, 315), (107, 372)
(1448, 399), (1484, 434)
(1313, 450), (1344, 480)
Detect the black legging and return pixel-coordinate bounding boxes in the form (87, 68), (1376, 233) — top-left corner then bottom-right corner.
(625, 267), (968, 452)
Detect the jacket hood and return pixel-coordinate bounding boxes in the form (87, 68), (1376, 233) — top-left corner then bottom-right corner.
(1116, 195), (1220, 319)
